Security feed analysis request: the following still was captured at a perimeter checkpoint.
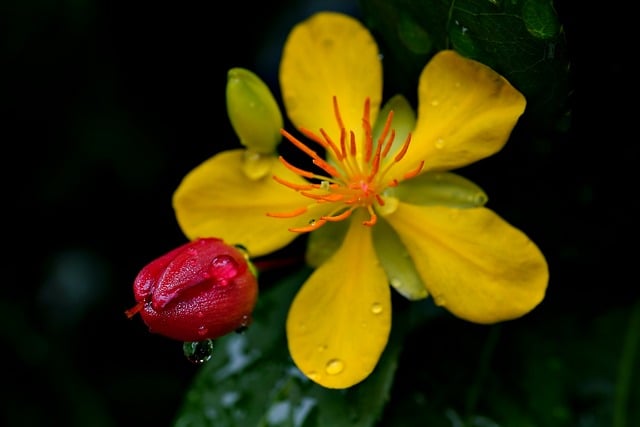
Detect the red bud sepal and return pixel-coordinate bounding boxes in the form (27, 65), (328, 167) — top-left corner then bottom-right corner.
(125, 238), (258, 342)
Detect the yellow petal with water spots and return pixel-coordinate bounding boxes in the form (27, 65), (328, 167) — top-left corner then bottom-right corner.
(386, 203), (548, 323)
(402, 50), (526, 175)
(279, 12), (382, 144)
(287, 213), (391, 389)
(172, 149), (319, 257)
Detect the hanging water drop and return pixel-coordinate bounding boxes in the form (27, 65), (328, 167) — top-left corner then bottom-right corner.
(183, 339), (214, 364)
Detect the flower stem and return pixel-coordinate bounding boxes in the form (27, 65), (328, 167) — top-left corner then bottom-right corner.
(613, 300), (640, 427)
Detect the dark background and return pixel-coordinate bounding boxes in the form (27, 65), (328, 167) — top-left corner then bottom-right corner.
(3, 1), (636, 426)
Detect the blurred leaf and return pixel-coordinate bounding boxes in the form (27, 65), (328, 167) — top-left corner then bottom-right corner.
(359, 0), (571, 132)
(173, 267), (412, 427)
(377, 302), (640, 427)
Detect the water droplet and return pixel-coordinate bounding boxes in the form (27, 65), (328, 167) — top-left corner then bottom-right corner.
(371, 302), (383, 314)
(435, 138), (445, 149)
(183, 339), (214, 364)
(325, 359), (344, 375)
(209, 255), (240, 285)
(197, 325), (208, 336)
(307, 370), (320, 381)
(431, 99), (440, 107)
(236, 314), (251, 332)
(390, 277), (402, 288)
(434, 295), (446, 307)
(308, 219), (316, 226)
(320, 180), (330, 190)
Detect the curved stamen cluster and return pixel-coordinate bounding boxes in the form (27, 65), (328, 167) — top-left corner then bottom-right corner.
(268, 96), (424, 233)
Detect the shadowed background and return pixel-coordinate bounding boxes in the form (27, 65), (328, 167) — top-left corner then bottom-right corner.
(3, 0), (637, 426)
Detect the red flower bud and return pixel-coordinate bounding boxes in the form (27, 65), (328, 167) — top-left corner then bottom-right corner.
(125, 238), (258, 342)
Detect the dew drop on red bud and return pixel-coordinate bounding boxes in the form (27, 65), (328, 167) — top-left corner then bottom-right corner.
(183, 339), (214, 364)
(209, 255), (240, 286)
(126, 237), (259, 342)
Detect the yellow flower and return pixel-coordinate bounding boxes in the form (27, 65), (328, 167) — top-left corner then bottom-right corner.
(173, 12), (548, 389)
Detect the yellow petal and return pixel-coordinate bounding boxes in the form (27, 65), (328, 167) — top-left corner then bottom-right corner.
(385, 203), (548, 323)
(172, 149), (315, 257)
(279, 12), (382, 142)
(287, 214), (391, 389)
(404, 50), (526, 173)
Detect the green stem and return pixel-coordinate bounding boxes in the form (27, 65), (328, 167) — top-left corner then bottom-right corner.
(613, 300), (640, 427)
(465, 324), (501, 417)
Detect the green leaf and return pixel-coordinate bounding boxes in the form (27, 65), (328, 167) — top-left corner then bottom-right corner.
(172, 267), (412, 427)
(377, 303), (640, 427)
(358, 0), (571, 132)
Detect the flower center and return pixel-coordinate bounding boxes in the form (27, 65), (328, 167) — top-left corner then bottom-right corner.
(267, 96), (424, 233)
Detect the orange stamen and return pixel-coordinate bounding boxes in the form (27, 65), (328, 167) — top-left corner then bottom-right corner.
(272, 175), (317, 191)
(322, 208), (353, 222)
(278, 156), (315, 179)
(290, 219), (327, 233)
(270, 96), (425, 233)
(266, 206), (308, 218)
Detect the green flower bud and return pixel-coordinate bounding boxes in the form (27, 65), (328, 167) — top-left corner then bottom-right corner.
(226, 68), (283, 154)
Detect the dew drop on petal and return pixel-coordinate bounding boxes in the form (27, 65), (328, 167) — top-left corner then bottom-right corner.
(197, 325), (209, 336)
(371, 302), (383, 315)
(430, 99), (440, 107)
(317, 344), (328, 353)
(325, 359), (344, 375)
(183, 339), (214, 364)
(435, 138), (445, 149)
(307, 370), (320, 381)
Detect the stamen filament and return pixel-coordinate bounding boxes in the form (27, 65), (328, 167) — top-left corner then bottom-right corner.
(332, 96), (345, 130)
(272, 175), (318, 191)
(363, 206), (377, 226)
(270, 96), (426, 234)
(377, 110), (393, 156)
(266, 206), (308, 218)
(394, 133), (412, 162)
(280, 129), (341, 177)
(321, 208), (353, 222)
(300, 191), (345, 202)
(290, 219), (327, 233)
(404, 160), (425, 179)
(278, 156), (315, 179)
